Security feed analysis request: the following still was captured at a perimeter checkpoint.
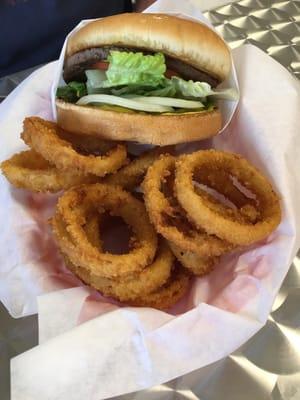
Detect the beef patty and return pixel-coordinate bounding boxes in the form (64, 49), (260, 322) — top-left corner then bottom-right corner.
(63, 46), (220, 88)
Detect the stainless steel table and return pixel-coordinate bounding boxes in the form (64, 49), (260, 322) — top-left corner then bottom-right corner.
(1, 1), (300, 399)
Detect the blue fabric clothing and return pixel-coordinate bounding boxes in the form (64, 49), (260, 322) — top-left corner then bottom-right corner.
(0, 0), (132, 77)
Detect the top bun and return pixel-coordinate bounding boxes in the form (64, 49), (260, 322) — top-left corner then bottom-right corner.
(66, 13), (231, 82)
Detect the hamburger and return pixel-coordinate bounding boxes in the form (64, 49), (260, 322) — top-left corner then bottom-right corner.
(56, 13), (236, 145)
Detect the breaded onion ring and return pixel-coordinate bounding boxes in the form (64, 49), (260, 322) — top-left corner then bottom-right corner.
(83, 211), (103, 249)
(64, 239), (174, 302)
(54, 206), (181, 307)
(193, 169), (260, 224)
(21, 117), (127, 177)
(142, 155), (232, 257)
(128, 266), (190, 310)
(104, 146), (174, 190)
(175, 150), (281, 245)
(52, 183), (157, 279)
(168, 241), (218, 277)
(0, 150), (97, 193)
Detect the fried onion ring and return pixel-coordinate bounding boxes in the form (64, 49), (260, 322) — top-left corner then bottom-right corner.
(21, 117), (127, 177)
(128, 266), (190, 310)
(168, 241), (218, 276)
(104, 146), (174, 190)
(195, 168), (257, 212)
(64, 238), (174, 302)
(175, 150), (281, 245)
(54, 208), (181, 306)
(83, 211), (103, 249)
(142, 155), (233, 257)
(52, 183), (157, 278)
(86, 213), (174, 300)
(0, 150), (97, 193)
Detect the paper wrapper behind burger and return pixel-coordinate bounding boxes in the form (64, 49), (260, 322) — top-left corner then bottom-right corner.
(51, 12), (239, 145)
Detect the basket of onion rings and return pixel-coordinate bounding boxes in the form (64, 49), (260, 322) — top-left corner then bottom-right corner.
(1, 115), (282, 309)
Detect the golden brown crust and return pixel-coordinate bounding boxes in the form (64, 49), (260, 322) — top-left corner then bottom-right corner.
(21, 117), (128, 177)
(168, 241), (218, 276)
(127, 267), (190, 310)
(0, 150), (97, 193)
(66, 13), (231, 81)
(56, 99), (222, 146)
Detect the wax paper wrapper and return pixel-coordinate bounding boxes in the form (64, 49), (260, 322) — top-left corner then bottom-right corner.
(0, 0), (298, 399)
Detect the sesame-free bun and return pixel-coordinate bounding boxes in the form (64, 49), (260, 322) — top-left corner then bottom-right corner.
(66, 13), (231, 82)
(56, 99), (222, 146)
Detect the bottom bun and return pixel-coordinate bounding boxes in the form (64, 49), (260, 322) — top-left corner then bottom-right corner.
(56, 99), (222, 146)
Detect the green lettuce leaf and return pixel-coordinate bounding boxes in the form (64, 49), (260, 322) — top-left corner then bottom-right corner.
(106, 51), (166, 86)
(56, 81), (87, 102)
(108, 77), (206, 98)
(110, 80), (176, 97)
(86, 72), (237, 101)
(155, 77), (238, 100)
(106, 78), (176, 97)
(170, 77), (212, 98)
(85, 51), (166, 92)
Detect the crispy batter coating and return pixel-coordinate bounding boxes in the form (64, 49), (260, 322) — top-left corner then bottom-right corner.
(54, 194), (189, 308)
(52, 183), (157, 279)
(142, 155), (233, 257)
(128, 266), (190, 310)
(64, 238), (175, 302)
(168, 241), (218, 276)
(104, 146), (174, 190)
(175, 150), (281, 245)
(1, 150), (97, 192)
(22, 117), (127, 177)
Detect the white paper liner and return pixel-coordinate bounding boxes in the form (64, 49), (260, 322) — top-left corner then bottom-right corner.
(5, 41), (300, 400)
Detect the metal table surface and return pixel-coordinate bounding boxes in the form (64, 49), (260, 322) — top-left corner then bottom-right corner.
(1, 1), (300, 399)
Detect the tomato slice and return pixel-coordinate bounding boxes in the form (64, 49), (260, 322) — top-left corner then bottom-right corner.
(91, 61), (109, 70)
(165, 69), (180, 79)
